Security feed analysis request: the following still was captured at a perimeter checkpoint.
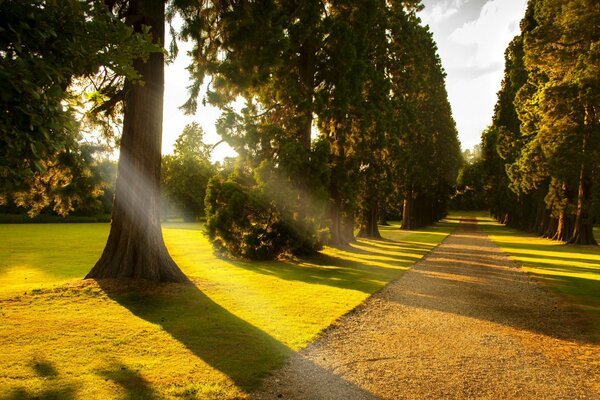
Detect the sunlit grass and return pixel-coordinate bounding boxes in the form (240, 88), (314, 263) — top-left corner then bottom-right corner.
(0, 219), (456, 399)
(473, 213), (600, 338)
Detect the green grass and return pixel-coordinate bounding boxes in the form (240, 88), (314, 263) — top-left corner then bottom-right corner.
(472, 213), (600, 338)
(0, 220), (456, 399)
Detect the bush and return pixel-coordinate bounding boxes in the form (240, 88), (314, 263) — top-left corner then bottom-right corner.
(205, 167), (326, 260)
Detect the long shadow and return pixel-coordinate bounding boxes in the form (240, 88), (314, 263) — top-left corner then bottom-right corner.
(228, 255), (399, 295)
(6, 359), (76, 400)
(225, 238), (423, 294)
(96, 363), (159, 400)
(96, 279), (377, 397)
(386, 219), (600, 344)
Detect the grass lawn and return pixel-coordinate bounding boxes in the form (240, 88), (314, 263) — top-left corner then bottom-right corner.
(0, 220), (456, 399)
(472, 212), (600, 338)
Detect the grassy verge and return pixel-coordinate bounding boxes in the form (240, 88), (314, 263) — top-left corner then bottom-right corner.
(0, 219), (456, 399)
(473, 213), (600, 338)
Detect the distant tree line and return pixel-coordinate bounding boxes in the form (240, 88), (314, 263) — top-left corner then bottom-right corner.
(449, 147), (486, 211)
(481, 0), (599, 244)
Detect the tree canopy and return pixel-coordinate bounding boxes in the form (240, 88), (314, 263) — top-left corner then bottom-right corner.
(0, 0), (157, 214)
(482, 0), (599, 244)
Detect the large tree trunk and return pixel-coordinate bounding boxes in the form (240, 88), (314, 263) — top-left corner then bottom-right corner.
(357, 203), (381, 239)
(341, 212), (356, 243)
(536, 208), (550, 236)
(552, 209), (573, 242)
(401, 191), (416, 230)
(328, 137), (347, 246)
(570, 110), (597, 245)
(86, 0), (188, 282)
(569, 162), (597, 245)
(292, 35), (316, 244)
(328, 204), (343, 246)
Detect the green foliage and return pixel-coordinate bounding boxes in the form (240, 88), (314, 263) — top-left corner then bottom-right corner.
(2, 143), (117, 217)
(483, 0), (599, 243)
(450, 150), (487, 210)
(180, 0), (335, 256)
(191, 0), (460, 250)
(386, 9), (461, 229)
(162, 123), (214, 222)
(0, 0), (159, 215)
(205, 174), (285, 260)
(205, 139), (330, 260)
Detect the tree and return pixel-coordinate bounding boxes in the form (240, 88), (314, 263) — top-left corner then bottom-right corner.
(162, 123), (214, 222)
(86, 0), (189, 281)
(0, 0), (192, 280)
(0, 0), (155, 215)
(484, 0), (598, 245)
(390, 13), (460, 230)
(189, 0), (332, 258)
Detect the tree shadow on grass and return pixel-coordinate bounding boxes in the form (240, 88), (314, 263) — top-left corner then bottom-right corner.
(6, 360), (76, 400)
(96, 279), (376, 398)
(96, 363), (159, 400)
(225, 239), (422, 294)
(31, 360), (58, 378)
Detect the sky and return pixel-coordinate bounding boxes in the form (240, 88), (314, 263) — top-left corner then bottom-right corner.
(161, 0), (528, 160)
(419, 0), (528, 149)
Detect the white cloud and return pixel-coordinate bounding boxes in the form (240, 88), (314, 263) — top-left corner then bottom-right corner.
(449, 0), (527, 69)
(421, 4), (459, 25)
(420, 0), (467, 25)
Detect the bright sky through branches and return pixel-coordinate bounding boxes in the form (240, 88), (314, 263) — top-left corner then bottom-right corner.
(161, 0), (528, 160)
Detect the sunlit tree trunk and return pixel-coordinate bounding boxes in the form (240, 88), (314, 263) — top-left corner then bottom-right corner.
(569, 107), (597, 245)
(86, 0), (188, 282)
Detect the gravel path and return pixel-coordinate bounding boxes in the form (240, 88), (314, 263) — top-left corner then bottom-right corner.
(253, 218), (600, 399)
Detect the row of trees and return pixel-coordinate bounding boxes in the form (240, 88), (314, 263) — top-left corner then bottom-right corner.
(3, 0), (460, 281)
(481, 0), (599, 244)
(192, 1), (461, 259)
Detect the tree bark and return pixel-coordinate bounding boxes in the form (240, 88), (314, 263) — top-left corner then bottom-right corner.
(328, 138), (346, 246)
(401, 191), (416, 230)
(569, 107), (597, 245)
(357, 204), (381, 239)
(86, 0), (189, 282)
(552, 209), (573, 242)
(341, 212), (355, 243)
(569, 160), (597, 245)
(328, 204), (343, 245)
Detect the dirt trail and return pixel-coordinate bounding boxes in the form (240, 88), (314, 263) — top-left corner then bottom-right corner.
(253, 218), (600, 399)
